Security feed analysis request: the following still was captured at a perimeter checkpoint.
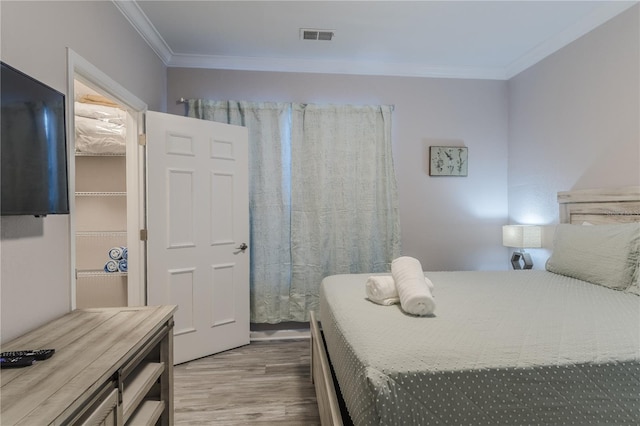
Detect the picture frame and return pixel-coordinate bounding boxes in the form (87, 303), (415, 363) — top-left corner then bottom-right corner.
(429, 146), (468, 176)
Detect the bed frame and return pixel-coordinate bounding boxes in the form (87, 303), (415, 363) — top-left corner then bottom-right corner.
(310, 186), (640, 426)
(559, 186), (640, 224)
(309, 311), (344, 426)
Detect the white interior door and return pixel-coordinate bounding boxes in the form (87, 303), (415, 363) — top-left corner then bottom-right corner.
(146, 111), (249, 364)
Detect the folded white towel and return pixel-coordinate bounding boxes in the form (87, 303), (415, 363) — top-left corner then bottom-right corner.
(391, 256), (436, 316)
(366, 275), (400, 305)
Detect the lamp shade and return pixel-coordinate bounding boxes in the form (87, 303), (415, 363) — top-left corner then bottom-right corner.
(502, 225), (542, 248)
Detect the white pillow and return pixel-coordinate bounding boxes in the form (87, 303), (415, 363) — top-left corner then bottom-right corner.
(546, 223), (640, 290)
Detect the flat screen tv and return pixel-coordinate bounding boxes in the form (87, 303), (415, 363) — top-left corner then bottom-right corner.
(1, 62), (69, 216)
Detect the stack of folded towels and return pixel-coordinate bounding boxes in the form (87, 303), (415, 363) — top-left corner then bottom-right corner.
(365, 256), (436, 316)
(103, 246), (128, 273)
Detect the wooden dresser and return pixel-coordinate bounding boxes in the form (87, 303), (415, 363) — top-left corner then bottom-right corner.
(1, 305), (176, 425)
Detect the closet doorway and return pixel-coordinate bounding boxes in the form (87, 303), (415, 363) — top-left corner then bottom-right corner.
(67, 50), (250, 363)
(73, 81), (129, 308)
(68, 49), (146, 309)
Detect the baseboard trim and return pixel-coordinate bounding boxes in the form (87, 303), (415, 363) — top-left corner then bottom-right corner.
(250, 328), (311, 342)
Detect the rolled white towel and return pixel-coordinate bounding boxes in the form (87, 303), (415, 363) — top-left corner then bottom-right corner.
(366, 275), (400, 305)
(104, 260), (119, 273)
(391, 256), (436, 316)
(366, 275), (434, 305)
(424, 276), (435, 292)
(118, 259), (128, 273)
(108, 246), (124, 260)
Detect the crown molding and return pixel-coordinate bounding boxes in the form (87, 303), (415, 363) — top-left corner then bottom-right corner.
(112, 0), (173, 64)
(114, 0), (638, 81)
(167, 53), (508, 80)
(505, 1), (638, 79)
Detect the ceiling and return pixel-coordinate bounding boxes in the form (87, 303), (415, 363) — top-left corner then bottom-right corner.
(114, 0), (637, 80)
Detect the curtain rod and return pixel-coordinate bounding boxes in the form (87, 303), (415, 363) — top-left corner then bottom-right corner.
(177, 98), (395, 111)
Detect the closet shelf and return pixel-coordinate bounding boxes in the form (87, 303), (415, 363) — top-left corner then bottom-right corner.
(76, 231), (127, 237)
(75, 151), (125, 157)
(77, 270), (127, 278)
(76, 191), (127, 197)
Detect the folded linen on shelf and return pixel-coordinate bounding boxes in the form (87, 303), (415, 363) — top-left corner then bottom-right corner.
(118, 259), (128, 273)
(121, 247), (128, 260)
(75, 115), (126, 154)
(104, 260), (119, 273)
(366, 276), (400, 306)
(74, 101), (126, 126)
(391, 256), (436, 316)
(75, 115), (125, 140)
(79, 94), (121, 108)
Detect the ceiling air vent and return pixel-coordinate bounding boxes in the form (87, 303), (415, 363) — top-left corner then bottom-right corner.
(300, 28), (335, 41)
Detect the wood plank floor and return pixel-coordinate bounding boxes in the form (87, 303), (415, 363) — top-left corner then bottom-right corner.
(174, 339), (321, 425)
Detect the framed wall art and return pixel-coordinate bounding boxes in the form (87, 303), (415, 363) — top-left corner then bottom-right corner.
(429, 146), (468, 176)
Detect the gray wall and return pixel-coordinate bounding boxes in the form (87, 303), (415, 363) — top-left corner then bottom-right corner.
(167, 69), (510, 272)
(2, 1), (636, 341)
(167, 4), (638, 274)
(0, 0), (166, 342)
(508, 5), (640, 268)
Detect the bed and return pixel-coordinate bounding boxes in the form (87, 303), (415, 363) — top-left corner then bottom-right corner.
(310, 186), (640, 426)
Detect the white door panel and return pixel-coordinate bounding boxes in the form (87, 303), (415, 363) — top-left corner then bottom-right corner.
(146, 111), (249, 364)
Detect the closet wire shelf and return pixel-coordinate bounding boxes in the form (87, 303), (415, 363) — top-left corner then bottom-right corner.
(75, 151), (125, 157)
(76, 231), (127, 237)
(77, 270), (127, 278)
(76, 192), (127, 197)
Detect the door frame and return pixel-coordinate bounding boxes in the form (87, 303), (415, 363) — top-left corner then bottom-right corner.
(66, 49), (147, 308)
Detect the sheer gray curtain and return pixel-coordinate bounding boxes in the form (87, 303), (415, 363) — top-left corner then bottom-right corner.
(188, 99), (400, 322)
(289, 103), (401, 319)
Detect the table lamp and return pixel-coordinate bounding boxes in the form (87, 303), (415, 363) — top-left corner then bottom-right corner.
(502, 225), (542, 269)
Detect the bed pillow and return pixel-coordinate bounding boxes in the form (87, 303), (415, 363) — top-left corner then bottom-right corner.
(545, 223), (640, 290)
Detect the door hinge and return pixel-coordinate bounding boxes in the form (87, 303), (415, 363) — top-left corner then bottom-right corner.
(139, 229), (148, 241)
(138, 134), (147, 146)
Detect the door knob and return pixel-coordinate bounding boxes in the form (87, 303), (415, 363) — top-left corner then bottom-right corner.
(235, 243), (248, 252)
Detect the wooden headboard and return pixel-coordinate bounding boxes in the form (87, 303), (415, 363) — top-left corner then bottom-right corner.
(558, 186), (640, 224)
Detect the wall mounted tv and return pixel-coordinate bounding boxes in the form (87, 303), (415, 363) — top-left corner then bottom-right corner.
(1, 61), (69, 216)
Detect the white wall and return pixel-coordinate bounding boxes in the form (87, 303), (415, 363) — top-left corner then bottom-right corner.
(0, 0), (166, 342)
(508, 5), (640, 268)
(167, 69), (510, 271)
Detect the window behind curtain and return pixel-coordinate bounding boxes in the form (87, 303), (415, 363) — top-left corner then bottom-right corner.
(188, 100), (400, 323)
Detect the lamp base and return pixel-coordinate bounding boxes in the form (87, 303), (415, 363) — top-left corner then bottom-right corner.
(511, 251), (533, 270)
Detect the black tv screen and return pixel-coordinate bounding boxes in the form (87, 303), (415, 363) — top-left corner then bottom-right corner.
(1, 62), (69, 216)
